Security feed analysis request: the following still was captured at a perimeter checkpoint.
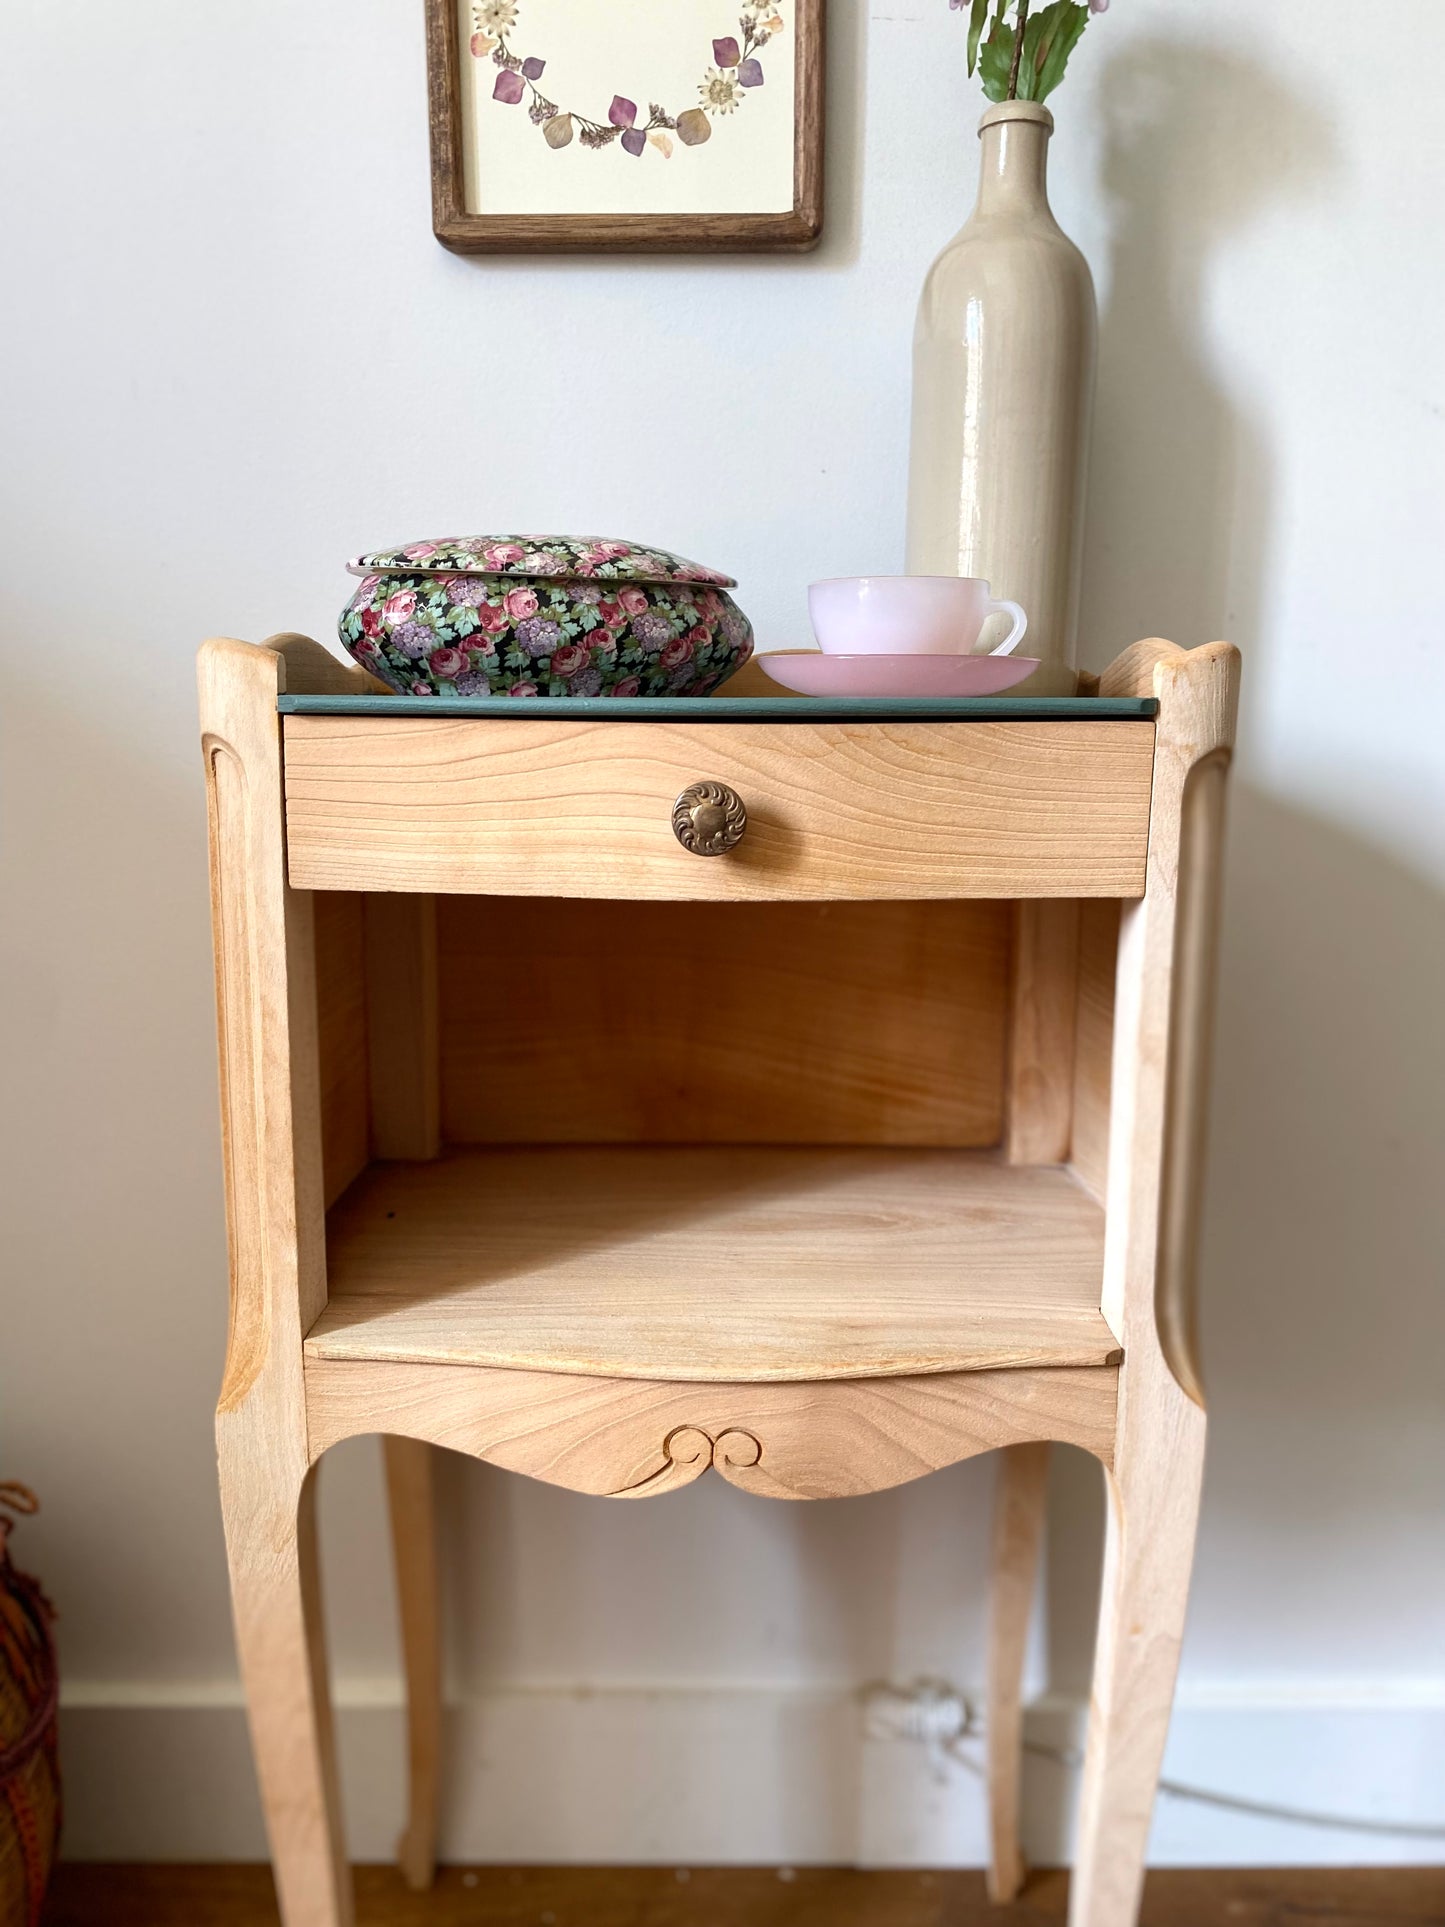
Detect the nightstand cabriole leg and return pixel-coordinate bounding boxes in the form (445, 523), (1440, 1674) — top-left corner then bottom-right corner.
(1069, 1384), (1205, 1927)
(363, 889), (445, 1889)
(219, 1450), (353, 1927)
(986, 1439), (1051, 1903)
(384, 1435), (443, 1891)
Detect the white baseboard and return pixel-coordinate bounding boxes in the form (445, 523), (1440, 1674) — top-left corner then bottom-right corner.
(57, 1682), (1445, 1867)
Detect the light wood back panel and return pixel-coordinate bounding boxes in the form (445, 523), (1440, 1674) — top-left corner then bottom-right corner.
(437, 896), (1011, 1147)
(282, 717), (1154, 901)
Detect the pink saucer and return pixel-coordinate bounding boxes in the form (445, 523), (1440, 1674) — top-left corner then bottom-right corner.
(758, 652), (1042, 698)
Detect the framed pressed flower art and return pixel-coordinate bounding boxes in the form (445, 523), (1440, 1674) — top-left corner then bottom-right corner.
(424, 0), (824, 250)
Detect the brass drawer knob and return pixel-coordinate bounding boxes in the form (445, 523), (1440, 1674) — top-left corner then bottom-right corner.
(672, 780), (747, 857)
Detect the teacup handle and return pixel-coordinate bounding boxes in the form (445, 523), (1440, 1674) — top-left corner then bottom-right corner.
(986, 598), (1029, 657)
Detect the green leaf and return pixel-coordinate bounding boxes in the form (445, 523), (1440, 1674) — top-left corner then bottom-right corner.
(1031, 0), (1089, 100)
(1018, 8), (1047, 99)
(967, 0), (988, 76)
(994, 4), (1052, 100)
(978, 18), (1016, 101)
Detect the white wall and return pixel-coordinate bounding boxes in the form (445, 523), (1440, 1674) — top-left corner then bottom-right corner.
(3, 0), (1443, 1868)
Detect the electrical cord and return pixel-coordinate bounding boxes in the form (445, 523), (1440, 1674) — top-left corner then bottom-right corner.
(861, 1681), (1445, 1842)
(1023, 1736), (1445, 1842)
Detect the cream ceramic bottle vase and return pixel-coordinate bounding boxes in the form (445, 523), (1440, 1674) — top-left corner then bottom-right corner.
(906, 100), (1096, 695)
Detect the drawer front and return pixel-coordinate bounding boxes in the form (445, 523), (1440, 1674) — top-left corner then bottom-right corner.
(282, 717), (1153, 900)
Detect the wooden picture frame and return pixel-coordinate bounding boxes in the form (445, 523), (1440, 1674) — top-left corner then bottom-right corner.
(425, 0), (824, 253)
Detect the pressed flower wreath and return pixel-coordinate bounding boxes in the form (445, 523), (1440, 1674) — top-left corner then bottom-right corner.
(471, 0), (786, 156)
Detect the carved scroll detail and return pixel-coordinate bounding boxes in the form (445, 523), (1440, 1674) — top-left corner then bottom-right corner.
(611, 1424), (764, 1499)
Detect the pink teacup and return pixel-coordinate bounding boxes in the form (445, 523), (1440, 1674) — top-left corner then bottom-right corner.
(808, 575), (1028, 658)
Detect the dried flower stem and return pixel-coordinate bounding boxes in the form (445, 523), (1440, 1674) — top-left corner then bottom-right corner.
(1007, 0), (1029, 97)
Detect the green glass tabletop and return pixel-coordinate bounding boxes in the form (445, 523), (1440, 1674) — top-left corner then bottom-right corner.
(278, 693), (1157, 723)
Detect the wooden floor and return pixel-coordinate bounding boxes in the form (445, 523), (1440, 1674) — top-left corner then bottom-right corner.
(42, 1865), (1445, 1926)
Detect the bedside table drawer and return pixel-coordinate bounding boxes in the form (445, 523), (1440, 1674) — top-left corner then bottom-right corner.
(282, 716), (1153, 900)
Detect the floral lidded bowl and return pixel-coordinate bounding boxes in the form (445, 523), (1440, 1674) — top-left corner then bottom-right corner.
(339, 535), (754, 698)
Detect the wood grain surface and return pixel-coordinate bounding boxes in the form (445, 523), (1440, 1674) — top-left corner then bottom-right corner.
(304, 1358), (1117, 1498)
(281, 717), (1154, 901)
(43, 1864), (1445, 1926)
(437, 896), (1011, 1147)
(304, 1148), (1116, 1382)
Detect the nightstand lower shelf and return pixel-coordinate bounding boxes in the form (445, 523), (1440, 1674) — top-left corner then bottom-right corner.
(305, 1146), (1119, 1383)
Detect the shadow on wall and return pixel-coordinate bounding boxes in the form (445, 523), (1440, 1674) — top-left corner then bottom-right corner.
(1200, 791), (1445, 1637)
(1082, 35), (1335, 652)
(1047, 39), (1342, 1690)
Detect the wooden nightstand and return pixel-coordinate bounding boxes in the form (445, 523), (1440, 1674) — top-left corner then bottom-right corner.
(199, 633), (1239, 1927)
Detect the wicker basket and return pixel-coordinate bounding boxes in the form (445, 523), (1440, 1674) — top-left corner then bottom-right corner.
(0, 1487), (58, 1927)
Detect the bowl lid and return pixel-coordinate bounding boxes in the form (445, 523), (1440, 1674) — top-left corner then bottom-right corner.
(348, 535), (736, 588)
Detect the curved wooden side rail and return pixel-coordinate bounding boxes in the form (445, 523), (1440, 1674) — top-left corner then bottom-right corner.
(1066, 637), (1240, 1927)
(1097, 637), (1239, 1400)
(303, 1358), (1118, 1501)
(200, 637), (353, 1927)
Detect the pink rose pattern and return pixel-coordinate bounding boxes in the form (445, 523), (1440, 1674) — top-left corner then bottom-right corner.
(348, 535), (734, 588)
(340, 566), (752, 699)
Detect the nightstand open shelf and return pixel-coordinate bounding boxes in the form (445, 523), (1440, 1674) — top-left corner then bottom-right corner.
(200, 631), (1239, 1927)
(308, 1147), (1117, 1381)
